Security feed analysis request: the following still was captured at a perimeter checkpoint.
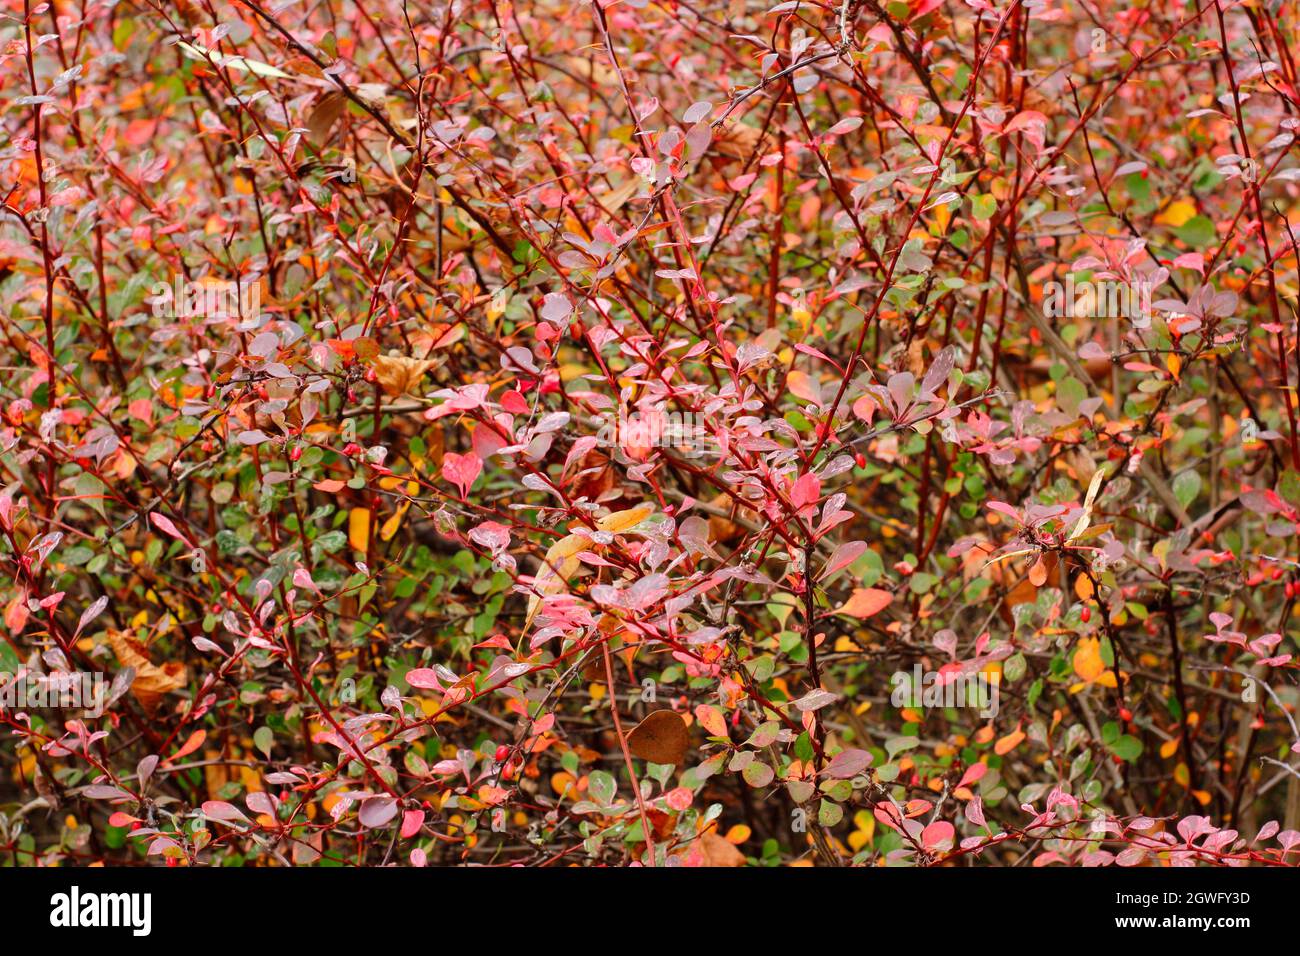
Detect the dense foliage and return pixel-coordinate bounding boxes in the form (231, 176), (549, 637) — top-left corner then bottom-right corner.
(2, 0), (1300, 868)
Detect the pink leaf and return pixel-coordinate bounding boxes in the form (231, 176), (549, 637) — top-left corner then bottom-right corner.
(790, 472), (821, 510)
(75, 595), (109, 636)
(202, 801), (251, 825)
(405, 667), (444, 690)
(818, 540), (867, 581)
(921, 820), (955, 851)
(958, 763), (987, 789)
(358, 796), (399, 829)
(401, 809), (425, 838)
(442, 452), (482, 499)
(149, 511), (191, 545)
(824, 748), (873, 779)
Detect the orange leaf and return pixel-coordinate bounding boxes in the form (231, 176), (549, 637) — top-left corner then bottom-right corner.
(695, 704), (728, 737)
(1028, 556), (1048, 587)
(994, 727), (1026, 755)
(169, 729), (206, 764)
(1072, 637), (1106, 683)
(835, 587), (893, 619)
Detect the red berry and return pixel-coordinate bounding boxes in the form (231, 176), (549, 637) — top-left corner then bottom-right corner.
(854, 452), (867, 469)
(130, 821), (142, 831)
(1081, 607), (1091, 623)
(166, 857), (178, 868)
(1119, 707), (1132, 722)
(495, 745), (509, 762)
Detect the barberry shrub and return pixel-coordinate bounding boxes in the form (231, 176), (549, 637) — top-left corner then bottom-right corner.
(1, 0), (1299, 868)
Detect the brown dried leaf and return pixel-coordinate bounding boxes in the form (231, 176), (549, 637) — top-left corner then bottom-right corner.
(626, 709), (689, 765)
(306, 91), (347, 149)
(713, 121), (766, 162)
(597, 178), (641, 216)
(106, 630), (187, 715)
(372, 354), (438, 397)
(699, 828), (746, 867)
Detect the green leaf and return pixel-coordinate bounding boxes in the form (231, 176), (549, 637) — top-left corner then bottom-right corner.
(1004, 652), (1026, 683)
(1279, 470), (1300, 508)
(818, 799), (844, 827)
(1056, 376), (1087, 417)
(1173, 470), (1201, 510)
(1173, 215), (1215, 248)
(1109, 734), (1143, 762)
(588, 769), (616, 806)
(253, 726), (274, 759)
(743, 761), (775, 788)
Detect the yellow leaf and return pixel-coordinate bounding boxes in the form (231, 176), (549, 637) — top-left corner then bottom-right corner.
(348, 508), (370, 552)
(1155, 199), (1197, 227)
(848, 815), (875, 851)
(932, 199), (951, 234)
(596, 503), (655, 534)
(380, 501), (410, 541)
(525, 533), (588, 628)
(1160, 738), (1179, 759)
(1068, 467), (1108, 541)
